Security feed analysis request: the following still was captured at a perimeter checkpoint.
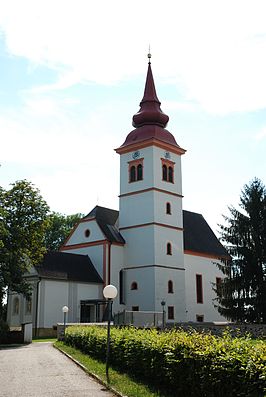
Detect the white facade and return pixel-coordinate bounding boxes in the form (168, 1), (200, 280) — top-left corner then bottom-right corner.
(7, 277), (103, 335)
(117, 141), (187, 322)
(7, 62), (228, 334)
(184, 253), (225, 322)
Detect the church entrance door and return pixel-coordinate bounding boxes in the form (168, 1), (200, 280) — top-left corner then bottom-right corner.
(80, 304), (93, 323)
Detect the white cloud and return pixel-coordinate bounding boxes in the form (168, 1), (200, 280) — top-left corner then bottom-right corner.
(1, 0), (266, 113)
(0, 92), (122, 213)
(164, 100), (197, 113)
(255, 127), (266, 141)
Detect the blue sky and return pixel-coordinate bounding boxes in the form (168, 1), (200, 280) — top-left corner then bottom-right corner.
(0, 0), (266, 235)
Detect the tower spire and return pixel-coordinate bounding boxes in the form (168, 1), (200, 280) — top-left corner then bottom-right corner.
(147, 45), (151, 64)
(132, 59), (169, 128)
(116, 57), (185, 153)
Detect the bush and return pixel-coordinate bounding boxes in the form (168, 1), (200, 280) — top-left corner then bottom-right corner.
(65, 326), (266, 397)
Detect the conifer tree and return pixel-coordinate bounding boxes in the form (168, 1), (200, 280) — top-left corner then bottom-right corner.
(215, 178), (266, 323)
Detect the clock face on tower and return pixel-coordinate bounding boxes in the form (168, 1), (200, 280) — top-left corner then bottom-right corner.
(164, 151), (171, 159)
(132, 150), (140, 159)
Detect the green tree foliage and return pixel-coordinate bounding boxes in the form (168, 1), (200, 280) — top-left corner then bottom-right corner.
(44, 212), (84, 251)
(216, 178), (266, 323)
(0, 180), (49, 314)
(65, 326), (266, 396)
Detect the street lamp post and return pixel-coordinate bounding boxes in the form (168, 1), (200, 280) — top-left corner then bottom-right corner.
(161, 300), (166, 329)
(62, 306), (69, 340)
(103, 285), (117, 384)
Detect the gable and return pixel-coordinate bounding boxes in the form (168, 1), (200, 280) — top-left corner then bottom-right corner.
(85, 206), (125, 244)
(63, 218), (106, 247)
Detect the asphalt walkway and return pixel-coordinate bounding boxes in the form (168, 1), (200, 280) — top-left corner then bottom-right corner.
(0, 342), (116, 397)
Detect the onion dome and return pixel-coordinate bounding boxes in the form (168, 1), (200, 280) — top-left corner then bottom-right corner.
(116, 57), (185, 154)
(132, 62), (169, 128)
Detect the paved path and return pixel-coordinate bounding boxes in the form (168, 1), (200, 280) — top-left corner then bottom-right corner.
(0, 342), (116, 397)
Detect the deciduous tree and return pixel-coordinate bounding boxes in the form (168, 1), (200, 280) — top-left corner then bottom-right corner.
(0, 180), (49, 315)
(44, 212), (84, 251)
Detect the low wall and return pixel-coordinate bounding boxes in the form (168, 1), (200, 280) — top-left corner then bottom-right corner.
(175, 322), (266, 339)
(33, 327), (57, 338)
(0, 323), (32, 344)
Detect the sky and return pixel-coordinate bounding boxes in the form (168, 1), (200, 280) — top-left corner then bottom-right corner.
(0, 0), (266, 235)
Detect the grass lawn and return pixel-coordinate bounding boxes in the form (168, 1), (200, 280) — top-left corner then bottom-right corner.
(54, 341), (170, 397)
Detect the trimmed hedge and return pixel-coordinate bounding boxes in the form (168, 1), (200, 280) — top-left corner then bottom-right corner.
(65, 326), (266, 397)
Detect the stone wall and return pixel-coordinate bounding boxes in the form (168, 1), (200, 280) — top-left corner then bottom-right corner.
(174, 322), (266, 338)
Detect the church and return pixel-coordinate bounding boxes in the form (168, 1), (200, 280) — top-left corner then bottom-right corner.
(7, 59), (229, 336)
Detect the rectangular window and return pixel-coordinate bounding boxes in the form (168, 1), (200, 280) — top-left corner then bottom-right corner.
(196, 314), (204, 322)
(216, 277), (222, 293)
(132, 306), (139, 311)
(25, 298), (32, 314)
(168, 306), (174, 320)
(216, 277), (222, 286)
(119, 270), (125, 304)
(196, 274), (203, 303)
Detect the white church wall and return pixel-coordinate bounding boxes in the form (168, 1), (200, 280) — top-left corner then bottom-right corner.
(119, 147), (154, 195)
(154, 226), (184, 268)
(119, 191), (155, 228)
(119, 190), (183, 229)
(7, 293), (22, 327)
(41, 280), (69, 328)
(154, 267), (186, 322)
(119, 146), (183, 197)
(123, 267), (155, 311)
(109, 244), (125, 313)
(153, 190), (183, 228)
(7, 282), (36, 328)
(184, 254), (226, 322)
(40, 280), (102, 327)
(120, 226), (155, 266)
(65, 219), (105, 246)
(152, 146), (183, 195)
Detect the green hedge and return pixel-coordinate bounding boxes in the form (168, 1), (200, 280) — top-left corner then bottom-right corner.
(65, 326), (266, 397)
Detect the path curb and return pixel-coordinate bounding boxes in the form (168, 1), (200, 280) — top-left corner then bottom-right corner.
(53, 343), (126, 397)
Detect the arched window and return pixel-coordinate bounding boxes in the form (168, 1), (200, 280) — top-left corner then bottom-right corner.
(168, 280), (174, 293)
(130, 166), (136, 182)
(25, 298), (32, 314)
(128, 159), (143, 183)
(161, 159), (175, 183)
(13, 297), (19, 315)
(168, 166), (173, 183)
(167, 242), (172, 255)
(137, 164), (143, 180)
(84, 229), (90, 238)
(166, 202), (171, 214)
(131, 281), (138, 290)
(162, 164), (168, 181)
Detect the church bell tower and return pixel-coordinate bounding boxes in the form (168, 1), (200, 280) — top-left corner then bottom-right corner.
(115, 56), (187, 322)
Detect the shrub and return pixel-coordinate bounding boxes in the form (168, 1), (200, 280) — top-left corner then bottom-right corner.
(65, 326), (266, 397)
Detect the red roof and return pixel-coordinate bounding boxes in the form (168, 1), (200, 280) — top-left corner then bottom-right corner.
(117, 62), (181, 151)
